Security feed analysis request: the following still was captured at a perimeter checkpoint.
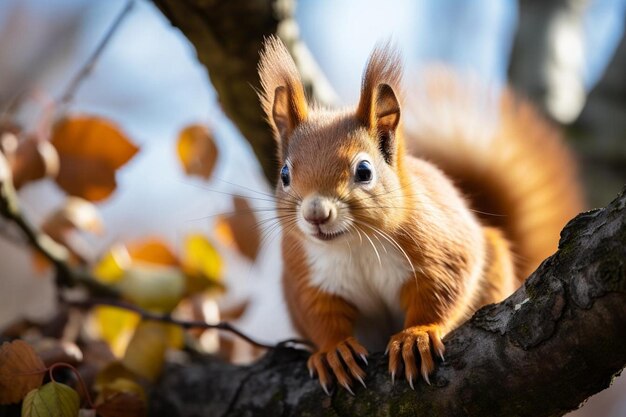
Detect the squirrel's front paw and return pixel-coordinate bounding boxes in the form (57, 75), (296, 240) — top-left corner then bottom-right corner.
(307, 337), (368, 395)
(386, 324), (445, 388)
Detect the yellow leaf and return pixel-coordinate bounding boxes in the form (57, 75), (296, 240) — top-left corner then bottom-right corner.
(93, 245), (131, 284)
(0, 340), (46, 404)
(116, 265), (186, 312)
(93, 307), (141, 358)
(183, 234), (222, 287)
(98, 377), (145, 401)
(177, 124), (218, 180)
(51, 115), (139, 202)
(94, 362), (141, 393)
(121, 321), (170, 382)
(21, 382), (79, 417)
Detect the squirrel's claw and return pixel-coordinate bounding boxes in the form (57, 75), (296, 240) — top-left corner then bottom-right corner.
(341, 381), (355, 396)
(386, 324), (444, 387)
(307, 337), (369, 395)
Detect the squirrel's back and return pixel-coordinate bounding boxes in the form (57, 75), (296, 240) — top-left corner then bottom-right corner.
(405, 70), (584, 280)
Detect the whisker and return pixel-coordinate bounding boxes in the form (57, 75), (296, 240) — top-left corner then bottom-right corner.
(355, 223), (382, 268)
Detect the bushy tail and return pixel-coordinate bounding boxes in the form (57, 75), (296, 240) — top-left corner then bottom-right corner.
(404, 69), (584, 280)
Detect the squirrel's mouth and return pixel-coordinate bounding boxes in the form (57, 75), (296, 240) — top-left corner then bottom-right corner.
(312, 229), (346, 242)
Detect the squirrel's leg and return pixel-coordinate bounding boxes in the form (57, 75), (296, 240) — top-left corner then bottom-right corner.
(282, 235), (369, 394)
(304, 293), (368, 394)
(386, 279), (451, 388)
(287, 278), (368, 394)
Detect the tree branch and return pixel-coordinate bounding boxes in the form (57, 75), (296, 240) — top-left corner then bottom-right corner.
(151, 0), (337, 182)
(149, 188), (626, 417)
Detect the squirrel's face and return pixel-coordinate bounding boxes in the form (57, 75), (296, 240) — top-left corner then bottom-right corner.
(258, 38), (405, 244)
(275, 113), (406, 244)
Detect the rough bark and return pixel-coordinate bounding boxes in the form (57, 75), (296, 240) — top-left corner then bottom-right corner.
(151, 0), (337, 182)
(150, 188), (626, 417)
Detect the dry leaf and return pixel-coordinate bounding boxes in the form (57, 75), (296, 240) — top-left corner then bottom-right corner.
(221, 300), (250, 321)
(177, 124), (218, 180)
(94, 362), (141, 394)
(0, 151), (11, 184)
(51, 116), (139, 202)
(0, 340), (46, 404)
(21, 382), (80, 417)
(33, 197), (104, 272)
(116, 265), (186, 312)
(10, 137), (59, 189)
(126, 238), (178, 266)
(96, 391), (146, 417)
(42, 197), (104, 240)
(93, 245), (132, 285)
(216, 196), (260, 261)
(181, 234), (223, 294)
(0, 130), (19, 156)
(121, 321), (169, 382)
(92, 307), (141, 358)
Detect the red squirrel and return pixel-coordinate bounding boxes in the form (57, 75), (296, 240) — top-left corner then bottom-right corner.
(257, 37), (583, 394)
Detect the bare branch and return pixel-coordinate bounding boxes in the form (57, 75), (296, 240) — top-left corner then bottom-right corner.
(58, 0), (136, 110)
(64, 297), (312, 351)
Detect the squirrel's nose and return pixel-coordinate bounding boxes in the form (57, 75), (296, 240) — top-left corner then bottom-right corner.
(302, 196), (335, 226)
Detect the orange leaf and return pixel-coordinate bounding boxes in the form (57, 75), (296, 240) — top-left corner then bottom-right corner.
(127, 238), (178, 266)
(216, 196), (260, 261)
(0, 340), (46, 404)
(55, 156), (117, 202)
(177, 124), (218, 180)
(51, 116), (139, 201)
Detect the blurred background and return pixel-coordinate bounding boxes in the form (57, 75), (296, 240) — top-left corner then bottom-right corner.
(0, 0), (624, 415)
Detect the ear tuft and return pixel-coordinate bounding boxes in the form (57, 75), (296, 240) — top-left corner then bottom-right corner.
(258, 36), (308, 147)
(356, 43), (403, 132)
(356, 43), (403, 164)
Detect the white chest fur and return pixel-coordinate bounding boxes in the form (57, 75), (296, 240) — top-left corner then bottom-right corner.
(305, 238), (412, 347)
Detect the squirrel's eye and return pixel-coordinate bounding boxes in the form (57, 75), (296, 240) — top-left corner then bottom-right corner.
(280, 164), (291, 187)
(355, 160), (373, 183)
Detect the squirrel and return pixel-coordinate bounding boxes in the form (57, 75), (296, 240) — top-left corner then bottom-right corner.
(257, 37), (583, 394)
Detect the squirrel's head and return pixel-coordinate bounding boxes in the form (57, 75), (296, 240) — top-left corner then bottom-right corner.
(258, 37), (407, 244)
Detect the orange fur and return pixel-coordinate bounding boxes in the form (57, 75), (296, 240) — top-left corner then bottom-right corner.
(257, 37), (584, 394)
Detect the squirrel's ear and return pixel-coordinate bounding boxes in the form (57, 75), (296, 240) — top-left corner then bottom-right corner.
(271, 85), (306, 138)
(258, 37), (308, 150)
(372, 83), (400, 132)
(356, 45), (402, 163)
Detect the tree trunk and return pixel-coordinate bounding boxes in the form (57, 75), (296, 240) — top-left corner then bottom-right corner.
(149, 188), (626, 417)
(152, 0), (336, 182)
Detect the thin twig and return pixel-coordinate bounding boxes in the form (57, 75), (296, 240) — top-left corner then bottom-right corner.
(0, 178), (118, 297)
(58, 0), (136, 108)
(65, 297), (313, 351)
